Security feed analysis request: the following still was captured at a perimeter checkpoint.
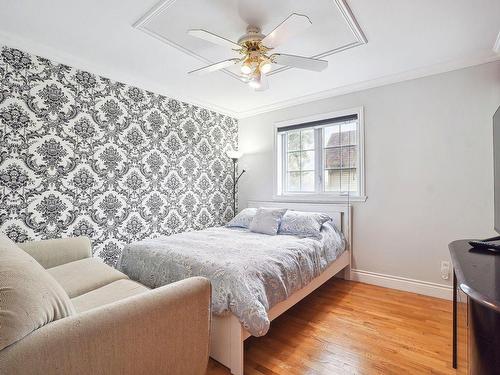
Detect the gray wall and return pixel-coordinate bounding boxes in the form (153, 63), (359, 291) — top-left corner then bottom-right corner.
(238, 61), (500, 288)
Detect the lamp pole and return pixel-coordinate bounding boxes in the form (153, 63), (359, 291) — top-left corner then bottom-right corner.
(231, 157), (245, 217)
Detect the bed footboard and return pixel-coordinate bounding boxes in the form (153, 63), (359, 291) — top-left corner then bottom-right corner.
(209, 250), (350, 375)
(210, 314), (244, 375)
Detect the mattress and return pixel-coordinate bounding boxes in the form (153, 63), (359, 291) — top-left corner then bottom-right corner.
(117, 222), (345, 336)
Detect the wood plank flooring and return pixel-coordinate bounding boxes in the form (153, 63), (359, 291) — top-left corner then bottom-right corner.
(206, 279), (454, 375)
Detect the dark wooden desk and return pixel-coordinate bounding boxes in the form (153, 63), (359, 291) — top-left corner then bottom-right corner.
(449, 240), (500, 375)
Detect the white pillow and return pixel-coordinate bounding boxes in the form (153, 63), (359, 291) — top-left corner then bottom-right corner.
(249, 208), (287, 236)
(226, 208), (257, 228)
(278, 210), (331, 239)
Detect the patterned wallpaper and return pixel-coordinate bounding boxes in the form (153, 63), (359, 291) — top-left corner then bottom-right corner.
(0, 46), (238, 266)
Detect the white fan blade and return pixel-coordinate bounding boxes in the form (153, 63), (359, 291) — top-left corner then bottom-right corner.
(255, 73), (269, 91)
(261, 13), (312, 49)
(189, 58), (240, 75)
(271, 53), (328, 72)
(187, 29), (241, 50)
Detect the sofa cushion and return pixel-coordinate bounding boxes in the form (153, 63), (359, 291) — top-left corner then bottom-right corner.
(18, 236), (92, 269)
(48, 258), (128, 298)
(71, 279), (150, 313)
(0, 235), (75, 351)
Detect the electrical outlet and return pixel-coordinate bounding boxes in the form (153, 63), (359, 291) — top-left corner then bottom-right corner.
(440, 261), (450, 280)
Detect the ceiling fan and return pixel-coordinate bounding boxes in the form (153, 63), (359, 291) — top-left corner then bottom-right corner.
(187, 13), (328, 91)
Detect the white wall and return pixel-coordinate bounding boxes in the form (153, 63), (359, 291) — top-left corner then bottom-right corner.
(238, 61), (500, 298)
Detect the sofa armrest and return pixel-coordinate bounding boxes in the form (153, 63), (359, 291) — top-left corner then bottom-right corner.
(17, 236), (92, 269)
(0, 277), (211, 375)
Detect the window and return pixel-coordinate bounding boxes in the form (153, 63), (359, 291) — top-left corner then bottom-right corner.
(284, 128), (315, 192)
(275, 108), (365, 201)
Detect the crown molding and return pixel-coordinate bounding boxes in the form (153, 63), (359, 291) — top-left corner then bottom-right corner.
(1, 31), (498, 121)
(0, 31), (240, 118)
(235, 52), (500, 119)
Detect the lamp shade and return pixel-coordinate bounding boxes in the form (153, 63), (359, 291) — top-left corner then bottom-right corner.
(226, 150), (243, 159)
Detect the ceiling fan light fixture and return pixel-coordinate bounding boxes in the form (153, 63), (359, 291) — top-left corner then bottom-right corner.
(240, 62), (253, 75)
(248, 80), (261, 89)
(187, 12), (325, 92)
(248, 73), (262, 89)
(260, 60), (272, 74)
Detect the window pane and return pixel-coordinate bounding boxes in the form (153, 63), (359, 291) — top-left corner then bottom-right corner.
(300, 151), (315, 170)
(341, 169), (358, 192)
(341, 145), (357, 168)
(324, 169), (358, 192)
(301, 129), (314, 150)
(287, 152), (300, 171)
(340, 122), (357, 145)
(324, 125), (340, 147)
(325, 148), (341, 169)
(325, 170), (341, 192)
(287, 132), (300, 151)
(301, 172), (315, 191)
(287, 172), (300, 191)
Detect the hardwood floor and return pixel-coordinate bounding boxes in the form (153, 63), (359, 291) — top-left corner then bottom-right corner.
(206, 279), (454, 375)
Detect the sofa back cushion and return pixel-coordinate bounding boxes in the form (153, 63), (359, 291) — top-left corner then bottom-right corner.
(0, 235), (75, 351)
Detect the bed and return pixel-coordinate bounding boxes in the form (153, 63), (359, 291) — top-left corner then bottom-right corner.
(117, 201), (352, 375)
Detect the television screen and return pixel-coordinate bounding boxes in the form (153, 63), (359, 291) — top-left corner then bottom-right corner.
(494, 105), (500, 234)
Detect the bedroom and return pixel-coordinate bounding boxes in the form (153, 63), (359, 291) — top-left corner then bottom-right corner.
(0, 0), (499, 374)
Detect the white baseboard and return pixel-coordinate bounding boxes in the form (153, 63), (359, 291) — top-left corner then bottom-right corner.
(350, 269), (452, 300)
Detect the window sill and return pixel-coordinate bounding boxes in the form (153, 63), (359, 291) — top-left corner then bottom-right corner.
(272, 194), (367, 204)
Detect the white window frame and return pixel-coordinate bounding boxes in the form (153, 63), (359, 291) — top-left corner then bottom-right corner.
(273, 107), (366, 203)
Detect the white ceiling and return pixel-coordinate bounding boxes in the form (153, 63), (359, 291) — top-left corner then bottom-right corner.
(0, 0), (498, 118)
(136, 0), (365, 79)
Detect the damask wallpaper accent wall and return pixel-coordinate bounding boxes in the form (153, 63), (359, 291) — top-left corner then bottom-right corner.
(0, 45), (238, 266)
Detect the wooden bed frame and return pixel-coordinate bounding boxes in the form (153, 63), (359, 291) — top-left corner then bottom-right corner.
(209, 201), (352, 375)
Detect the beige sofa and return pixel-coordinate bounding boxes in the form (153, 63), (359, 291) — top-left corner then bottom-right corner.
(0, 235), (211, 375)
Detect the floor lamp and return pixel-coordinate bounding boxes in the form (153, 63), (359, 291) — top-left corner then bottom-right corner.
(226, 150), (245, 217)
